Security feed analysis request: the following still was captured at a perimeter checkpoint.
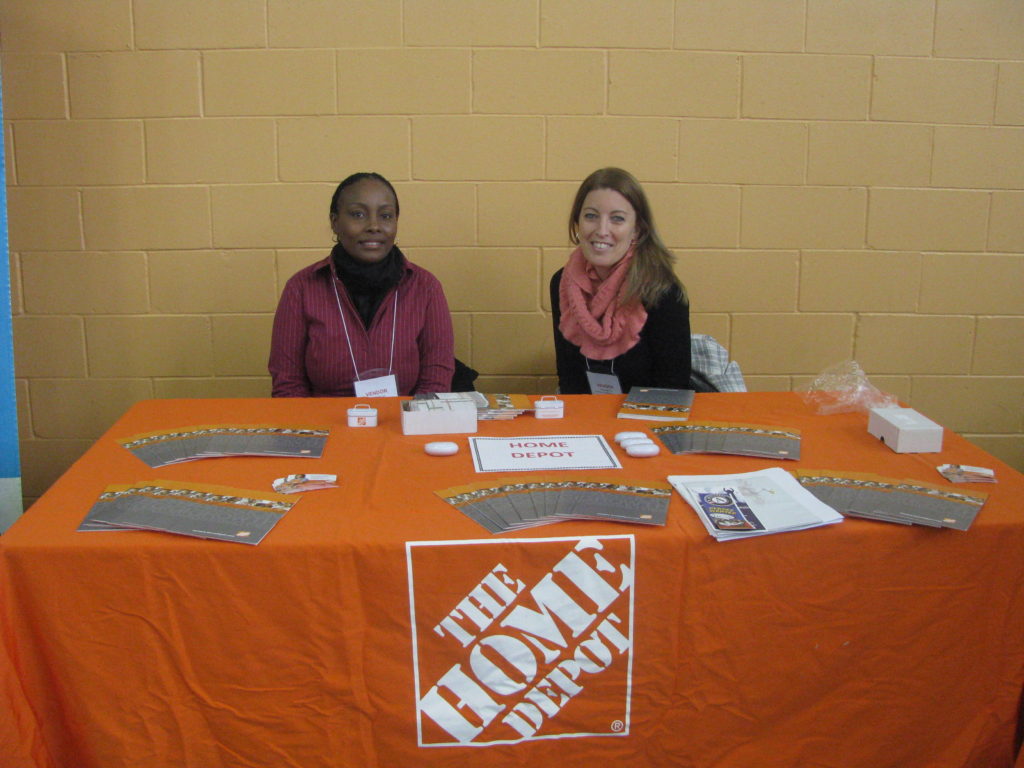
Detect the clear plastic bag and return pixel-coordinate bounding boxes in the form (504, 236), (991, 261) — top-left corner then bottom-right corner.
(797, 360), (898, 415)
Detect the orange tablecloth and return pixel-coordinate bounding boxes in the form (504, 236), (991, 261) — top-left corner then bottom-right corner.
(2, 393), (1023, 768)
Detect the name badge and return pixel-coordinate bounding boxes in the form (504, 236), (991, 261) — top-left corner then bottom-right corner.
(586, 371), (622, 395)
(355, 373), (398, 398)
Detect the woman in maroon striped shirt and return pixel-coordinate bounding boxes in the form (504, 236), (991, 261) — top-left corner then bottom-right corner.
(269, 173), (455, 397)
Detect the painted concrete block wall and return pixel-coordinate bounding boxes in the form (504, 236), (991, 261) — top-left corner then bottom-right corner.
(1, 0), (1022, 505)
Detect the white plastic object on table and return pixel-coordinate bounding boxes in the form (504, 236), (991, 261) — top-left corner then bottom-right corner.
(534, 396), (565, 419)
(424, 441), (459, 456)
(619, 436), (654, 449)
(614, 431), (647, 444)
(625, 442), (660, 458)
(347, 403), (378, 428)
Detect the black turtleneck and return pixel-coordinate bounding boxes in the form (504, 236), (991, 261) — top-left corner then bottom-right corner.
(331, 244), (405, 329)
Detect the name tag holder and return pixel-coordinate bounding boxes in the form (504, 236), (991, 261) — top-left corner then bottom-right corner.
(355, 373), (398, 398)
(585, 358), (622, 395)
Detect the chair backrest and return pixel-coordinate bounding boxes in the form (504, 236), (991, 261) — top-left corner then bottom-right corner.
(690, 334), (746, 393)
(451, 358), (479, 392)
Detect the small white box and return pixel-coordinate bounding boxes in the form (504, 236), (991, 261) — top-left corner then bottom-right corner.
(867, 407), (943, 453)
(533, 396), (564, 419)
(347, 404), (377, 428)
(400, 399), (478, 436)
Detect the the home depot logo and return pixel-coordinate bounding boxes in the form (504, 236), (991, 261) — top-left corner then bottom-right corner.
(406, 535), (634, 746)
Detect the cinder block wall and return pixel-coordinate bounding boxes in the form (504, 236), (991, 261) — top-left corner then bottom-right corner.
(2, 0), (1022, 505)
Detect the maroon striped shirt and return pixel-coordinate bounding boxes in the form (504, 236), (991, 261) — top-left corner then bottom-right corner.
(269, 256), (454, 397)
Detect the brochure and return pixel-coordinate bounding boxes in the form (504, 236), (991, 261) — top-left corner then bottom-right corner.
(668, 468), (843, 542)
(794, 469), (988, 530)
(79, 480), (296, 544)
(653, 421), (801, 460)
(436, 476), (672, 534)
(617, 387), (695, 421)
(119, 424), (329, 467)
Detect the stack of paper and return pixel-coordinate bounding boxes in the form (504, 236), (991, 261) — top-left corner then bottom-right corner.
(404, 397), (475, 413)
(653, 421), (800, 460)
(617, 387), (695, 421)
(119, 424), (329, 467)
(794, 469), (988, 530)
(436, 476), (671, 534)
(669, 468), (842, 541)
(412, 392), (533, 420)
(476, 393), (534, 420)
(79, 480), (296, 544)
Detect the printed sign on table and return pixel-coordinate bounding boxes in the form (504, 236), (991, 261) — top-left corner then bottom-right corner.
(468, 435), (622, 473)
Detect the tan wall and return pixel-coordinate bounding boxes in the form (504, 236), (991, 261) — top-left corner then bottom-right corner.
(2, 0), (1023, 505)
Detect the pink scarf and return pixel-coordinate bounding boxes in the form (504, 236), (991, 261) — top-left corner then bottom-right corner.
(558, 247), (647, 360)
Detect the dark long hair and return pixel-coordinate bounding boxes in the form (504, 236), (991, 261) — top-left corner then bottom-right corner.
(568, 167), (685, 306)
(329, 172), (400, 220)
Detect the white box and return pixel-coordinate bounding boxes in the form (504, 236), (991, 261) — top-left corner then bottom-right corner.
(400, 399), (478, 436)
(867, 407), (943, 453)
(533, 396), (564, 419)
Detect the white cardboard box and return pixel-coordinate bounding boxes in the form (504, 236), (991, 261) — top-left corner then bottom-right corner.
(400, 399), (478, 436)
(867, 407), (943, 453)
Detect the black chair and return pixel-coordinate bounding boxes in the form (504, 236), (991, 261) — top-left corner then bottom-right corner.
(451, 358), (479, 392)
